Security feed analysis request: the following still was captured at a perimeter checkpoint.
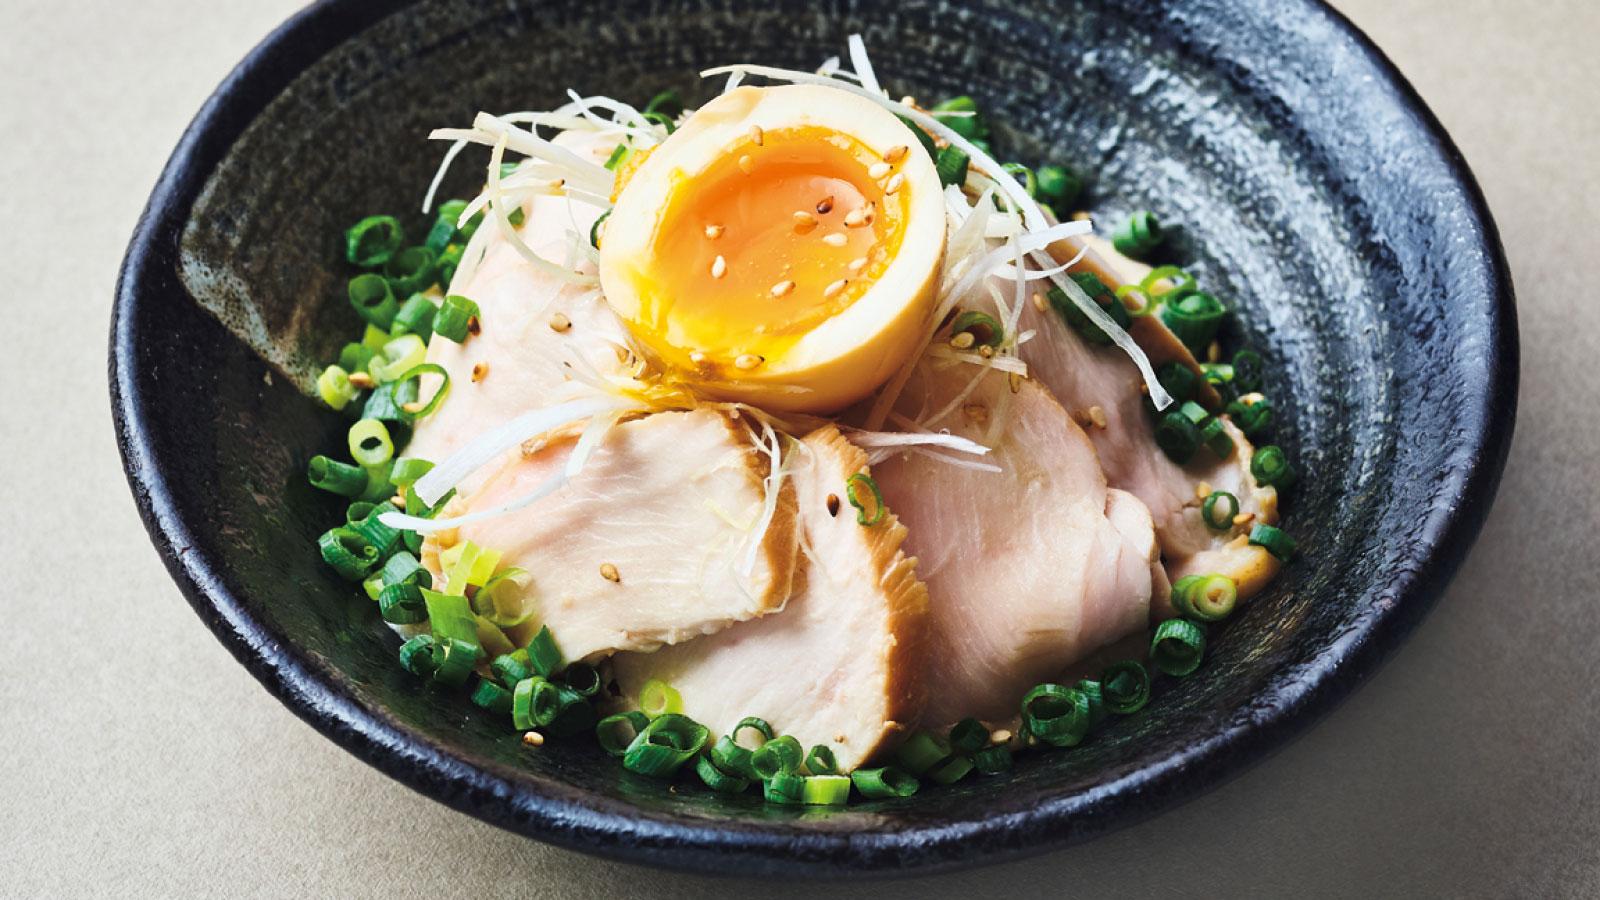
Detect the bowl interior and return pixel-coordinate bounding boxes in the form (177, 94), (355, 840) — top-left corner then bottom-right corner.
(115, 0), (1513, 876)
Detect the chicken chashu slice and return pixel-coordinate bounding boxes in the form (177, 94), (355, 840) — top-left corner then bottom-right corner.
(611, 426), (929, 772)
(405, 129), (634, 495)
(1013, 233), (1280, 606)
(872, 364), (1160, 727)
(423, 408), (801, 662)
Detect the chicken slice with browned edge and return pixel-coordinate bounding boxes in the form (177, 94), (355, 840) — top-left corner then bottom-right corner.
(423, 408), (800, 662)
(611, 426), (929, 772)
(873, 365), (1159, 727)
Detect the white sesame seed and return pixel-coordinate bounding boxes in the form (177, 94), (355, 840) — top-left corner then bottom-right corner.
(735, 353), (762, 370)
(1234, 512), (1257, 526)
(848, 256), (868, 273)
(711, 255), (727, 278)
(748, 125), (764, 146)
(522, 731), (545, 747)
(885, 172), (905, 194)
(978, 344), (995, 358)
(1088, 405), (1108, 429)
(843, 207), (868, 227)
(792, 210), (818, 233)
(770, 280), (795, 298)
(884, 144), (909, 163)
(347, 372), (374, 388)
(1196, 481), (1214, 500)
(549, 312), (571, 333)
(689, 350), (707, 365)
(950, 331), (976, 350)
(824, 278), (848, 298)
(1031, 291), (1047, 311)
(600, 562), (620, 582)
(704, 223), (724, 239)
(821, 232), (847, 247)
(868, 162), (891, 180)
(738, 154), (754, 175)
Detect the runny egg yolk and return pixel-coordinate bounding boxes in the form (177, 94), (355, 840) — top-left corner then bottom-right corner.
(639, 126), (910, 366)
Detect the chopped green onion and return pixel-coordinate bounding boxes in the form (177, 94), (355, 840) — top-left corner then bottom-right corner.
(436, 243), (464, 290)
(936, 145), (970, 188)
(751, 735), (803, 779)
(733, 716), (775, 745)
(429, 637), (480, 686)
(360, 376), (417, 442)
(1001, 162), (1038, 197)
(526, 626), (564, 678)
(1202, 491), (1240, 530)
(1159, 290), (1227, 355)
(845, 473), (886, 526)
(804, 744), (838, 776)
(338, 341), (376, 374)
(1151, 618), (1207, 676)
(491, 653), (531, 688)
(1022, 683), (1093, 748)
(383, 246), (437, 297)
(1035, 164), (1083, 208)
(1048, 272), (1132, 345)
(1112, 210), (1164, 259)
(603, 142), (632, 171)
(512, 677), (542, 730)
(316, 527), (378, 581)
(802, 774), (852, 805)
(1227, 394), (1274, 437)
(764, 771), (806, 805)
(636, 678), (684, 719)
(1154, 409), (1202, 464)
(1178, 400), (1209, 426)
(371, 333), (427, 384)
(307, 455), (368, 499)
(948, 718), (988, 755)
(1169, 574), (1203, 618)
(643, 89), (683, 118)
(422, 588), (479, 646)
(361, 571), (384, 601)
(361, 322), (392, 353)
(423, 202), (465, 254)
(597, 711), (650, 757)
(1076, 678), (1108, 726)
(345, 215), (403, 268)
(398, 634), (437, 676)
(1100, 660), (1152, 714)
(1155, 361), (1200, 404)
(531, 680), (596, 737)
(1187, 574), (1238, 622)
(389, 457), (434, 486)
(1231, 349), (1265, 392)
(348, 273), (400, 329)
(391, 363), (450, 420)
(561, 663), (602, 698)
(896, 114), (939, 161)
(391, 293), (437, 341)
(711, 735), (757, 780)
(1139, 265), (1197, 298)
(893, 731), (950, 775)
(927, 754), (975, 785)
(470, 679), (514, 714)
(378, 581), (427, 624)
(1250, 445), (1296, 489)
(356, 459), (395, 504)
(973, 744), (1013, 775)
(623, 713), (709, 777)
(1200, 417), (1235, 458)
(641, 110), (676, 133)
(589, 209), (610, 249)
(1249, 523), (1298, 561)
(1116, 284), (1158, 318)
(950, 310), (1003, 348)
(695, 753), (751, 794)
(347, 418), (394, 468)
(851, 766), (919, 800)
(316, 365), (358, 411)
(433, 295), (479, 343)
(931, 95), (986, 140)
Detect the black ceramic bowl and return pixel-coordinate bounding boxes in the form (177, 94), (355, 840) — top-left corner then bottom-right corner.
(111, 0), (1516, 877)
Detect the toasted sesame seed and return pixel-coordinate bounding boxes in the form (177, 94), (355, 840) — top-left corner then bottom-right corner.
(1031, 291), (1047, 312)
(600, 562), (620, 582)
(792, 210), (818, 233)
(549, 312), (572, 333)
(1234, 512), (1256, 527)
(1088, 405), (1108, 429)
(823, 278), (848, 298)
(347, 371), (374, 388)
(748, 124), (764, 146)
(868, 161), (891, 180)
(990, 728), (1012, 745)
(1009, 372), (1023, 393)
(711, 255), (727, 278)
(848, 256), (869, 273)
(816, 195), (834, 215)
(978, 344), (995, 358)
(821, 232), (847, 247)
(389, 494), (406, 508)
(734, 353), (762, 370)
(950, 331), (976, 350)
(770, 280), (795, 298)
(1072, 210), (1092, 222)
(1238, 391), (1265, 408)
(1207, 341), (1222, 362)
(704, 223), (724, 239)
(1196, 481), (1213, 500)
(884, 172), (905, 194)
(548, 177), (566, 189)
(884, 144), (909, 163)
(402, 401), (424, 414)
(471, 362), (489, 382)
(826, 493), (840, 517)
(467, 316), (480, 336)
(522, 731), (545, 747)
(738, 154), (754, 175)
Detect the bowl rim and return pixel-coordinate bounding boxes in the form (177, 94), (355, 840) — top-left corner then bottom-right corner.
(109, 0), (1518, 878)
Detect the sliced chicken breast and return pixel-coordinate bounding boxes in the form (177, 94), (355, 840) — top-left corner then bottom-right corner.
(425, 408), (800, 661)
(1011, 233), (1280, 603)
(873, 364), (1159, 727)
(611, 426), (927, 772)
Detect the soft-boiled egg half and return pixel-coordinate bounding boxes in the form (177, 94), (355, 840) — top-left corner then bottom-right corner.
(598, 84), (946, 413)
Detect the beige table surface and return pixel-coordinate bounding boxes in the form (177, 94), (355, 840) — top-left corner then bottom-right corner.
(4, 0), (1597, 895)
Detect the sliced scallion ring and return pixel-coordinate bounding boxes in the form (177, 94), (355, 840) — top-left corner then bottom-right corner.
(845, 473), (886, 526)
